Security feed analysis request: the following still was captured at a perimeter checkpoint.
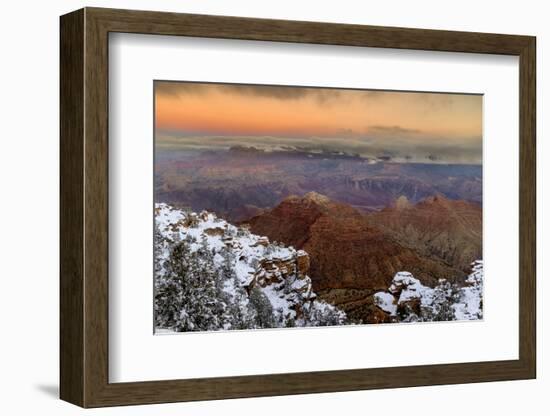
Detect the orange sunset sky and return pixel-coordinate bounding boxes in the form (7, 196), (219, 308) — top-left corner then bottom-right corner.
(155, 81), (482, 164)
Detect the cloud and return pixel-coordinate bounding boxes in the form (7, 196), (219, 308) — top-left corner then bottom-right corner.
(367, 125), (422, 136)
(155, 82), (206, 97)
(155, 133), (482, 164)
(155, 81), (344, 104)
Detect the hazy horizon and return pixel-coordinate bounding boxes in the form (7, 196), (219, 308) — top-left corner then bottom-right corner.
(155, 81), (482, 164)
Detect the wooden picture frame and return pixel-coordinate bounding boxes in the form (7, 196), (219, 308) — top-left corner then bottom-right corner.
(60, 7), (536, 408)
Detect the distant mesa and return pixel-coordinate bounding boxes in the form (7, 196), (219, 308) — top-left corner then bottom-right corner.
(302, 191), (331, 205)
(228, 145), (264, 154)
(228, 145), (364, 161)
(392, 195), (413, 210)
(277, 191), (337, 215)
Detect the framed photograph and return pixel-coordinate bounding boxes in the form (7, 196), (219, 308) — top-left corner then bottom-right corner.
(60, 7), (536, 408)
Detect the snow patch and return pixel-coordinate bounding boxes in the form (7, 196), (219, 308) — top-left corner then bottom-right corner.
(374, 292), (397, 316)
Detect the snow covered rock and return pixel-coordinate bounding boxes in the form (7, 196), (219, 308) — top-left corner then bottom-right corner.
(154, 203), (346, 332)
(373, 292), (397, 316)
(452, 260), (483, 320)
(373, 261), (483, 323)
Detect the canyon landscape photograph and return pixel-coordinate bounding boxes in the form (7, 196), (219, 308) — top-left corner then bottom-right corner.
(153, 81), (483, 333)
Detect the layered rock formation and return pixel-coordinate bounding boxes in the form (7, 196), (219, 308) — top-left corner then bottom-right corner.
(245, 246), (312, 291)
(373, 261), (484, 323)
(245, 192), (463, 294)
(367, 194), (482, 272)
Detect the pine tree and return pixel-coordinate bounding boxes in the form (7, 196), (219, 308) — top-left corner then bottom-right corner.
(220, 247), (256, 330)
(421, 280), (460, 321)
(154, 238), (231, 332)
(304, 301), (347, 326)
(154, 239), (192, 330)
(248, 287), (276, 328)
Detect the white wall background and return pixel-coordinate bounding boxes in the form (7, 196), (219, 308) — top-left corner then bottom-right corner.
(0, 1), (545, 415)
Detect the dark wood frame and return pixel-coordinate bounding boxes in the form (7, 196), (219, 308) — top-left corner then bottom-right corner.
(60, 7), (536, 408)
